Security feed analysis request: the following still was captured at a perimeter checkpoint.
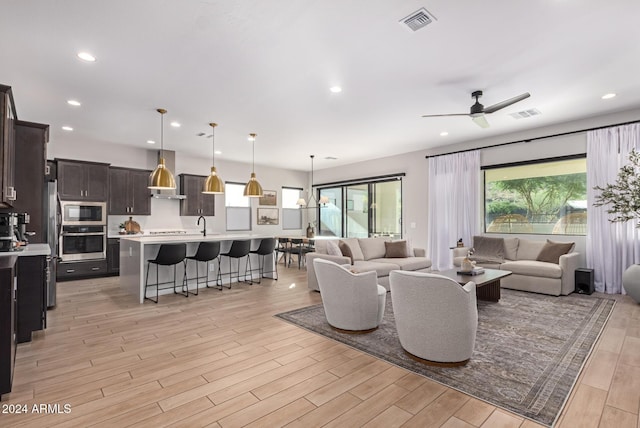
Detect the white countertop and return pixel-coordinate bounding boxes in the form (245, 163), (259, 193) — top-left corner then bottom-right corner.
(0, 243), (51, 257)
(119, 233), (272, 244)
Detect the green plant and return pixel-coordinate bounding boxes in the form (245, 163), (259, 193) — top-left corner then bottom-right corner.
(594, 149), (640, 225)
(118, 222), (125, 229)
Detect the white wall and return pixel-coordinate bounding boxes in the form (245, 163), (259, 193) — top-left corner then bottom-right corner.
(48, 139), (308, 236)
(313, 107), (640, 265)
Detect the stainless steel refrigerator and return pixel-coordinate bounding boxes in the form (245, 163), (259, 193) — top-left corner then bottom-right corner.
(45, 180), (60, 308)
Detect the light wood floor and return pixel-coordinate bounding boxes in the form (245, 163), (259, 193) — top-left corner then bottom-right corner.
(1, 266), (639, 428)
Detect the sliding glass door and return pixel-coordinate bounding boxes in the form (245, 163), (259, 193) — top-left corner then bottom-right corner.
(318, 177), (402, 238)
(319, 187), (342, 237)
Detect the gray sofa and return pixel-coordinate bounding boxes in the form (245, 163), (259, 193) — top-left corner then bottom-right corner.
(453, 236), (579, 296)
(307, 237), (432, 291)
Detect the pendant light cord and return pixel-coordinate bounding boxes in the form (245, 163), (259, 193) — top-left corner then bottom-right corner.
(160, 112), (164, 157)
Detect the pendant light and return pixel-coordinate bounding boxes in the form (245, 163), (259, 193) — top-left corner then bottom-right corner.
(202, 122), (224, 194)
(243, 133), (263, 197)
(297, 155), (330, 208)
(148, 108), (176, 189)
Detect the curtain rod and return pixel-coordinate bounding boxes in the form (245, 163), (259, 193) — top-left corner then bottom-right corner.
(315, 172), (405, 189)
(424, 118), (640, 159)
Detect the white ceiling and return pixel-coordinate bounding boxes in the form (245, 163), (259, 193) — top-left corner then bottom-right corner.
(2, 0), (640, 171)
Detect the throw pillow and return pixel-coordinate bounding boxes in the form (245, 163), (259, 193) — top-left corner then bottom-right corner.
(326, 240), (342, 256)
(536, 239), (575, 264)
(339, 241), (354, 264)
(385, 240), (408, 258)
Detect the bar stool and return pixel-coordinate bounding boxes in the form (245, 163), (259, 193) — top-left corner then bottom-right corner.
(185, 241), (222, 293)
(220, 240), (252, 287)
(249, 238), (278, 283)
(145, 243), (187, 304)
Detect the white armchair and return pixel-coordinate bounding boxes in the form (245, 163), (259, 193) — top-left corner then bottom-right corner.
(389, 271), (478, 366)
(313, 258), (386, 332)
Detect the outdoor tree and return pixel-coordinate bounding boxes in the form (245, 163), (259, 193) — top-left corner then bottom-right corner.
(493, 174), (586, 221)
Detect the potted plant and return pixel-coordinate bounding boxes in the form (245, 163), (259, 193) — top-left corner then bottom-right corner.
(594, 148), (640, 302)
(118, 222), (126, 234)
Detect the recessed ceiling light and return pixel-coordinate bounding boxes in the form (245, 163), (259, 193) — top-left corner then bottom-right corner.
(602, 93), (616, 100)
(170, 121), (181, 128)
(77, 52), (96, 62)
(146, 140), (155, 144)
(67, 99), (81, 106)
(330, 86), (342, 93)
(214, 150), (222, 155)
(62, 126), (73, 131)
(440, 131), (449, 136)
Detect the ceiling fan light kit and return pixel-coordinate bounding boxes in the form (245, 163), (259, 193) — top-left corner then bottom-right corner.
(422, 90), (531, 128)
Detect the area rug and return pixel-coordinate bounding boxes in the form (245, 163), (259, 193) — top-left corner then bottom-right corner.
(275, 289), (614, 427)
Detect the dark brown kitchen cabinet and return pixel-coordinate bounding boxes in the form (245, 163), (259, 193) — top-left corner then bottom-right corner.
(9, 121), (49, 243)
(0, 85), (17, 208)
(57, 159), (109, 201)
(179, 174), (215, 216)
(57, 259), (108, 281)
(0, 255), (17, 398)
(16, 256), (46, 343)
(109, 167), (151, 215)
(107, 238), (120, 274)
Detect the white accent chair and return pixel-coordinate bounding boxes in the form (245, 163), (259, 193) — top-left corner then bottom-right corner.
(389, 271), (478, 366)
(313, 258), (386, 332)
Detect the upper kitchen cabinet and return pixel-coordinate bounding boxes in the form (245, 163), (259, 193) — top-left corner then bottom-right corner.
(57, 159), (109, 201)
(179, 174), (215, 216)
(109, 167), (151, 215)
(0, 85), (17, 208)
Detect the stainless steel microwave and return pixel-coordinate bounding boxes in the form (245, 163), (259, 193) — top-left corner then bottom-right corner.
(60, 201), (106, 226)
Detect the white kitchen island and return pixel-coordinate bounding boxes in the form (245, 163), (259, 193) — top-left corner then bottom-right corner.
(119, 234), (275, 303)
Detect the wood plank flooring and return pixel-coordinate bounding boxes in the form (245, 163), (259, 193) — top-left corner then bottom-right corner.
(0, 266), (638, 427)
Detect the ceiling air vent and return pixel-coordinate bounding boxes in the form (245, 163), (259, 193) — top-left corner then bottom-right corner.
(400, 8), (437, 32)
(324, 156), (338, 160)
(509, 108), (542, 119)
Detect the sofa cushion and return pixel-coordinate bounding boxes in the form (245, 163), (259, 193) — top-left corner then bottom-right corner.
(375, 257), (431, 271)
(471, 236), (505, 263)
(536, 240), (575, 264)
(358, 237), (389, 260)
(516, 239), (547, 260)
(384, 240), (408, 258)
(339, 238), (364, 262)
(339, 241), (354, 264)
(326, 240), (342, 256)
(504, 237), (519, 261)
(501, 260), (562, 279)
(351, 260), (399, 277)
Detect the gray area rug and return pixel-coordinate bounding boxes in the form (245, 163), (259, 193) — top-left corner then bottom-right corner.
(275, 289), (614, 427)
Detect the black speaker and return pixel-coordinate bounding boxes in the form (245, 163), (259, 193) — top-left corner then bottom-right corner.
(575, 268), (594, 295)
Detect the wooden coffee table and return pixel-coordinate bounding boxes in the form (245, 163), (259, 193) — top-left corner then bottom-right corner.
(437, 268), (512, 302)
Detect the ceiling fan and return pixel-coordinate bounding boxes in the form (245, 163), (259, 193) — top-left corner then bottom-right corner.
(422, 90), (531, 128)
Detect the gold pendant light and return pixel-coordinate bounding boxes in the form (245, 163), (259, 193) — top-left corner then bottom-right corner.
(243, 133), (263, 197)
(202, 122), (224, 194)
(148, 108), (176, 189)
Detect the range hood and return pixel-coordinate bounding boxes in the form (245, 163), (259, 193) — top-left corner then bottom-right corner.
(150, 150), (186, 200)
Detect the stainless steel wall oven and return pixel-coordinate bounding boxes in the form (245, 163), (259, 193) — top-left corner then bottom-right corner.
(60, 225), (106, 261)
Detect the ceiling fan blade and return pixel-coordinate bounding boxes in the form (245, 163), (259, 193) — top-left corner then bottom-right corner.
(484, 92), (530, 114)
(421, 113), (470, 118)
(472, 114), (490, 128)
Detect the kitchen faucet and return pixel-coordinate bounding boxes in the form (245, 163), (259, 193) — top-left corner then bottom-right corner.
(197, 215), (206, 236)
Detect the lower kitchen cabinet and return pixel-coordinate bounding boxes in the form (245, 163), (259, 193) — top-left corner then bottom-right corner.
(0, 256), (18, 398)
(107, 238), (120, 274)
(57, 259), (108, 281)
(16, 255), (46, 343)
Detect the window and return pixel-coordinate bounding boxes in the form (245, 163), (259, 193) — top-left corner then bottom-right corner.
(318, 176), (403, 238)
(225, 182), (251, 231)
(484, 156), (587, 235)
(282, 187), (302, 230)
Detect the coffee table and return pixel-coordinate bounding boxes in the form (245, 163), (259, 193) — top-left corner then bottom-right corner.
(437, 268), (512, 302)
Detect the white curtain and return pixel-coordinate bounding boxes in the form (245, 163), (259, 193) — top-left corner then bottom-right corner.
(427, 150), (481, 271)
(587, 123), (640, 294)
